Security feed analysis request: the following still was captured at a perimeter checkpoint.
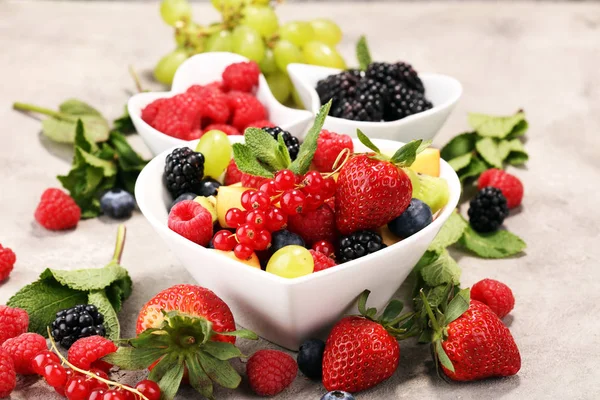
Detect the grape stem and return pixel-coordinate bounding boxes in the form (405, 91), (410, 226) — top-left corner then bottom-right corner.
(111, 225), (127, 264)
(12, 102), (74, 121)
(46, 327), (150, 400)
(129, 65), (144, 93)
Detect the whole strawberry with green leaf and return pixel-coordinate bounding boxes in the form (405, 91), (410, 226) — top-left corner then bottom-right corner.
(335, 130), (430, 235)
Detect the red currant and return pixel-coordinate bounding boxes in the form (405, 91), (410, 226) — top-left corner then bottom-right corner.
(248, 191), (271, 210)
(258, 179), (279, 197)
(101, 390), (127, 400)
(280, 189), (306, 215)
(234, 244), (254, 260)
(302, 171), (324, 195)
(43, 362), (67, 388)
(322, 177), (336, 199)
(213, 230), (236, 251)
(254, 230), (272, 251)
(55, 369), (78, 396)
(88, 388), (107, 400)
(32, 350), (61, 375)
(64, 376), (92, 400)
(236, 224), (258, 247)
(304, 193), (324, 211)
(135, 380), (161, 400)
(245, 209), (267, 229)
(240, 189), (258, 210)
(88, 369), (109, 390)
(225, 208), (246, 228)
(114, 387), (135, 400)
(265, 207), (287, 231)
(312, 240), (336, 258)
(274, 170), (296, 190)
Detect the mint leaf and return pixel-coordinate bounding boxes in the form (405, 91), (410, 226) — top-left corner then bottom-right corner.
(244, 128), (289, 171)
(356, 35), (372, 71)
(232, 143), (274, 178)
(506, 152), (528, 166)
(88, 290), (120, 341)
(468, 111), (526, 139)
(74, 119), (98, 154)
(475, 137), (503, 168)
(77, 148), (117, 177)
(113, 106), (136, 134)
(504, 138), (528, 166)
(420, 249), (461, 287)
(106, 275), (133, 312)
(41, 263), (128, 291)
(277, 134), (292, 167)
(441, 132), (476, 161)
(458, 154), (489, 182)
(390, 139), (427, 166)
(197, 352), (241, 389)
(460, 226), (526, 258)
(447, 153), (472, 171)
(429, 211), (468, 253)
(289, 101), (331, 175)
(356, 129), (380, 153)
(507, 118), (528, 139)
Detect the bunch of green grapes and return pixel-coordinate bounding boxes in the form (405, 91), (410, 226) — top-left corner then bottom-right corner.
(155, 0), (346, 106)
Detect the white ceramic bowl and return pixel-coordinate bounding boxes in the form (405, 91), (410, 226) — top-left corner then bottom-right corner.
(135, 137), (461, 350)
(288, 63), (462, 142)
(128, 52), (314, 156)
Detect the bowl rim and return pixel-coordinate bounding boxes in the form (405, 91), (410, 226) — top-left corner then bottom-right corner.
(135, 137), (461, 287)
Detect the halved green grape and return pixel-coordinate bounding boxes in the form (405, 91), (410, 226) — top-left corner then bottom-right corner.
(266, 246), (314, 278)
(273, 40), (303, 73)
(303, 41), (346, 69)
(195, 130), (233, 179)
(206, 30), (234, 52)
(309, 19), (342, 46)
(242, 5), (279, 38)
(160, 0), (192, 26)
(154, 49), (189, 85)
(279, 21), (315, 48)
(259, 48), (277, 74)
(231, 25), (265, 62)
(266, 72), (292, 104)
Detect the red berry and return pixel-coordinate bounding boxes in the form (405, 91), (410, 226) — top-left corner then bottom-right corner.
(246, 120), (276, 129)
(34, 188), (81, 230)
(0, 244), (16, 283)
(168, 200), (214, 246)
(478, 169), (523, 209)
(65, 375), (92, 400)
(67, 336), (117, 371)
(274, 170), (296, 191)
(101, 390), (128, 400)
(56, 368), (77, 395)
(249, 191), (271, 210)
(236, 224), (258, 247)
(31, 350), (60, 375)
(222, 61), (260, 92)
(234, 244), (254, 260)
(204, 123), (240, 136)
(114, 387), (135, 400)
(0, 348), (16, 398)
(246, 350), (297, 396)
(258, 179), (279, 197)
(301, 171), (324, 195)
(89, 369), (109, 389)
(213, 230), (236, 251)
(322, 177), (336, 199)
(471, 279), (515, 319)
(188, 85), (230, 125)
(224, 159), (243, 186)
(140, 98), (166, 126)
(0, 306), (28, 346)
(225, 208), (247, 228)
(240, 173), (268, 189)
(280, 190), (306, 215)
(1, 332), (47, 375)
(135, 380), (161, 400)
(88, 388), (107, 400)
(313, 130), (354, 173)
(43, 362), (67, 388)
(149, 93), (202, 139)
(312, 240), (335, 258)
(228, 91), (268, 131)
(265, 207), (287, 232)
(241, 190), (258, 210)
(288, 204), (337, 246)
(253, 230), (272, 251)
(309, 249), (337, 272)
(245, 209), (267, 229)
(304, 193), (324, 211)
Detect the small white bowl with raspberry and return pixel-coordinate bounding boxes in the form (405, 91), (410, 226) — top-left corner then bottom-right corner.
(129, 52), (313, 155)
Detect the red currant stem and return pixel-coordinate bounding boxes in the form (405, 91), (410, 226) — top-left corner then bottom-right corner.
(46, 328), (150, 400)
(111, 225), (127, 264)
(325, 148), (352, 178)
(270, 192), (284, 202)
(128, 65), (144, 93)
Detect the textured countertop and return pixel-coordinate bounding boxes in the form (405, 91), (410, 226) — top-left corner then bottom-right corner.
(2, 1), (600, 399)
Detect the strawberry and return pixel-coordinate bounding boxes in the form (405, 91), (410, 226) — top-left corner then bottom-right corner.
(335, 133), (427, 235)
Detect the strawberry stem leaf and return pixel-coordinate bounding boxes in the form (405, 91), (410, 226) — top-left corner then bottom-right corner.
(380, 299), (404, 323)
(357, 289), (371, 316)
(356, 129), (381, 154)
(390, 139), (427, 166)
(102, 347), (168, 370)
(443, 288), (470, 325)
(186, 354), (215, 400)
(197, 351), (241, 389)
(217, 328), (258, 340)
(157, 355), (185, 400)
(435, 340), (455, 372)
(202, 341), (243, 361)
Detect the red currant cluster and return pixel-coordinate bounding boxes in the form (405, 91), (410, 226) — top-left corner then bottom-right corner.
(312, 240), (336, 258)
(31, 350), (160, 400)
(212, 169), (336, 260)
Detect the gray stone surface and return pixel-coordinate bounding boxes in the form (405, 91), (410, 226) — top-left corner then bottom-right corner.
(1, 1), (600, 399)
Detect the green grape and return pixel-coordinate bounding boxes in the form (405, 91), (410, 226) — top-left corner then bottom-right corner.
(174, 27), (187, 46)
(160, 0), (192, 26)
(309, 19), (342, 46)
(266, 246), (314, 278)
(187, 23), (206, 49)
(252, 0), (270, 4)
(242, 5), (279, 38)
(273, 40), (303, 73)
(303, 41), (346, 69)
(266, 72), (291, 104)
(154, 49), (189, 85)
(211, 0), (246, 12)
(291, 87), (304, 109)
(279, 21), (315, 48)
(206, 30), (233, 52)
(259, 49), (277, 74)
(195, 130), (233, 179)
(231, 25), (265, 63)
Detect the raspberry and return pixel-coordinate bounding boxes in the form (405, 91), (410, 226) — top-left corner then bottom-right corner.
(246, 120), (275, 129)
(188, 85), (230, 125)
(471, 278), (515, 319)
(222, 61), (260, 92)
(150, 93), (202, 139)
(309, 250), (337, 272)
(478, 169), (524, 209)
(313, 130), (354, 173)
(0, 244), (16, 283)
(203, 123), (240, 136)
(287, 204), (337, 246)
(240, 173), (268, 189)
(246, 350), (297, 396)
(34, 188), (81, 230)
(224, 159), (243, 186)
(168, 200), (213, 246)
(228, 92), (267, 131)
(1, 333), (48, 374)
(141, 98), (166, 126)
(0, 306), (29, 345)
(67, 336), (117, 371)
(0, 348), (16, 398)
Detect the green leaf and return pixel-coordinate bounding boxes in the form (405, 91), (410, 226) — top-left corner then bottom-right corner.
(390, 139), (424, 166)
(232, 143), (274, 178)
(289, 101), (331, 175)
(76, 148), (117, 177)
(42, 113), (109, 144)
(148, 352), (179, 384)
(357, 289), (371, 316)
(41, 263), (129, 291)
(6, 279), (88, 336)
(105, 275), (133, 312)
(435, 340), (454, 372)
(102, 347), (169, 370)
(504, 138), (529, 165)
(475, 137), (503, 168)
(506, 119), (528, 139)
(186, 354), (214, 400)
(441, 132), (476, 161)
(217, 328), (258, 340)
(506, 152), (529, 166)
(468, 111), (526, 139)
(202, 341), (243, 361)
(444, 288), (470, 325)
(356, 129), (380, 153)
(109, 131), (146, 167)
(425, 285), (451, 307)
(458, 155), (489, 182)
(356, 35), (372, 71)
(460, 226), (526, 258)
(87, 290), (120, 340)
(429, 211), (468, 253)
(244, 128), (289, 171)
(74, 120), (98, 154)
(380, 300), (404, 323)
(197, 352), (242, 389)
(447, 153), (472, 173)
(277, 134), (292, 167)
(112, 106), (136, 134)
(157, 356), (185, 400)
(420, 249), (461, 287)
(60, 99), (103, 117)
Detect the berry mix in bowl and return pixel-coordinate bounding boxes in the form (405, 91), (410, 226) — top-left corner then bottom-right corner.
(135, 102), (460, 349)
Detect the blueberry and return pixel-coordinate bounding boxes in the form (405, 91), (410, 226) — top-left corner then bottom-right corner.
(387, 198), (432, 238)
(197, 178), (221, 197)
(169, 192), (197, 212)
(100, 189), (135, 219)
(297, 338), (325, 380)
(270, 230), (305, 253)
(321, 391), (355, 400)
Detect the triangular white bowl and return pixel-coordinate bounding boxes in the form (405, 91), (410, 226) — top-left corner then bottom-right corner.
(288, 63), (462, 142)
(128, 52), (314, 156)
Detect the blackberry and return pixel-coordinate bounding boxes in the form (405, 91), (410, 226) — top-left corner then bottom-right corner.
(386, 82), (433, 121)
(315, 69), (362, 112)
(51, 304), (106, 349)
(337, 230), (386, 263)
(163, 147), (205, 199)
(338, 78), (388, 122)
(366, 61), (425, 94)
(263, 126), (300, 160)
(468, 187), (509, 233)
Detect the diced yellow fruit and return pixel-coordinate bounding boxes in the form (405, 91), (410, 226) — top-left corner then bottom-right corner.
(229, 182), (242, 187)
(377, 225), (402, 247)
(213, 250), (261, 269)
(194, 196), (217, 223)
(216, 186), (251, 228)
(409, 148), (440, 177)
